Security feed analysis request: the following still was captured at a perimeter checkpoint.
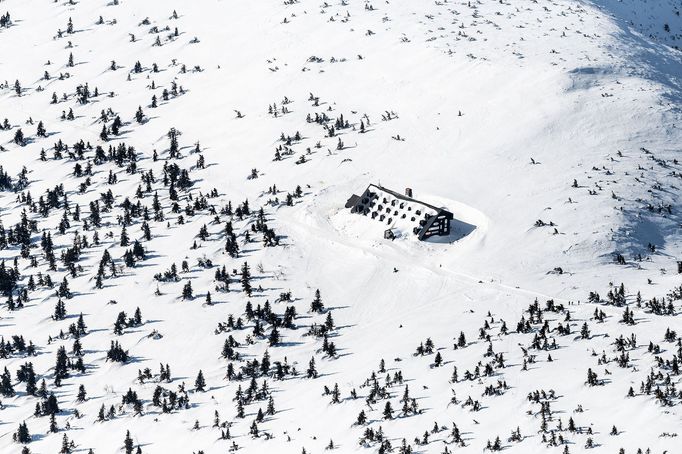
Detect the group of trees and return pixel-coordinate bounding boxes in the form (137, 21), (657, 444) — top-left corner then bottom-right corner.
(0, 11), (12, 28)
(0, 24), (318, 450)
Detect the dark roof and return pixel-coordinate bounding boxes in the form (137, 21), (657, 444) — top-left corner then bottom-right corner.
(347, 183), (454, 240)
(345, 194), (360, 209)
(368, 184), (452, 217)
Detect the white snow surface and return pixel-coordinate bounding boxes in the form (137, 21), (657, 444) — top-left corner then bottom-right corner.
(0, 0), (681, 453)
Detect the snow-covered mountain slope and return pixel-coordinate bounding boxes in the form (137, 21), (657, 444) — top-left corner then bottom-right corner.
(0, 0), (681, 453)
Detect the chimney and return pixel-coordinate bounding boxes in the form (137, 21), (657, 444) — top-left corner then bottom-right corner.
(405, 187), (413, 198)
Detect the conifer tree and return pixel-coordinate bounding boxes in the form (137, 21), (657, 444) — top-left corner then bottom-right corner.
(383, 401), (394, 419)
(60, 433), (70, 454)
(311, 289), (324, 313)
(306, 357), (317, 378)
(124, 431), (134, 454)
(36, 121), (46, 137)
(14, 128), (25, 146)
(195, 370), (206, 392)
(267, 395), (275, 415)
(268, 326), (280, 346)
(120, 225), (129, 246)
(434, 351), (443, 367)
(45, 392), (60, 414)
(182, 281), (193, 300)
(53, 299), (66, 320)
(25, 364), (36, 396)
(135, 106), (144, 123)
(325, 312), (334, 330)
(58, 277), (71, 299)
(249, 420), (259, 438)
(240, 262), (252, 296)
(54, 346), (69, 381)
(14, 422), (30, 443)
(49, 413), (58, 433)
(133, 307), (142, 325)
(77, 384), (87, 402)
(457, 332), (466, 348)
